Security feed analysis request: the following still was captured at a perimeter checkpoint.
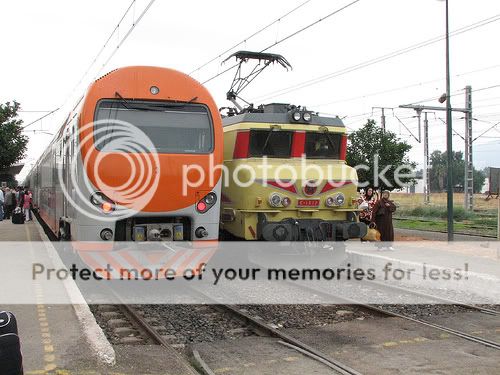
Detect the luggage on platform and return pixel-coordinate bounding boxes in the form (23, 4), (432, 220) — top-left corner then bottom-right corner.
(11, 208), (24, 225)
(0, 311), (23, 375)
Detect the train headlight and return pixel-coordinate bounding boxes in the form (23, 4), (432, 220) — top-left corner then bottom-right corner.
(325, 196), (335, 207)
(204, 192), (217, 205)
(269, 193), (282, 207)
(90, 192), (115, 213)
(196, 192), (217, 213)
(292, 111), (301, 121)
(326, 193), (345, 207)
(150, 86), (160, 95)
(302, 112), (312, 122)
(281, 196), (291, 207)
(101, 201), (115, 213)
(90, 192), (103, 206)
(334, 193), (345, 206)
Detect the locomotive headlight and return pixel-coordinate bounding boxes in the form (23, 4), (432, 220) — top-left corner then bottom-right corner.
(325, 196), (335, 207)
(150, 86), (160, 95)
(292, 111), (301, 121)
(333, 193), (345, 206)
(326, 193), (346, 207)
(302, 112), (312, 122)
(281, 196), (291, 207)
(269, 193), (282, 207)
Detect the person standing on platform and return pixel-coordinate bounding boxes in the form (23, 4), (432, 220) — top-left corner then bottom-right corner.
(22, 188), (31, 222)
(358, 187), (378, 226)
(14, 186), (20, 202)
(0, 188), (4, 221)
(28, 190), (33, 221)
(4, 188), (15, 219)
(371, 190), (397, 250)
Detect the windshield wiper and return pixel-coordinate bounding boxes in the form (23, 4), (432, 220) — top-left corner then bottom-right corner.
(115, 91), (131, 109)
(260, 129), (277, 154)
(114, 92), (198, 111)
(324, 132), (337, 154)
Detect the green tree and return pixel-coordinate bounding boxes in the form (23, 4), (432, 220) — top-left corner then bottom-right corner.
(0, 101), (28, 172)
(346, 119), (416, 190)
(429, 150), (485, 193)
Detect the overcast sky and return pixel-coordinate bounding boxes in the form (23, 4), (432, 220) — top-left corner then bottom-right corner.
(2, 0), (500, 179)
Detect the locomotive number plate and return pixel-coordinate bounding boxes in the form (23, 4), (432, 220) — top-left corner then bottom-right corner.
(297, 199), (320, 207)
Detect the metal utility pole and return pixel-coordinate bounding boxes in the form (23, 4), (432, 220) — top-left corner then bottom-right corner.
(380, 108), (386, 132)
(444, 0), (454, 241)
(423, 112), (430, 204)
(372, 107), (392, 132)
(464, 85), (473, 211)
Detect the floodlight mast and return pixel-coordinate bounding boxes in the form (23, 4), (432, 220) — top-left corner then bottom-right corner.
(223, 51), (292, 113)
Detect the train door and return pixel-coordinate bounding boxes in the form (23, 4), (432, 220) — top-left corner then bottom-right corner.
(62, 128), (70, 220)
(60, 123), (74, 241)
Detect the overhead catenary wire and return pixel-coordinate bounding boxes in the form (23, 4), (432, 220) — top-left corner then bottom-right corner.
(408, 82), (500, 106)
(252, 13), (500, 102)
(24, 0), (157, 130)
(188, 0), (314, 76)
(68, 0), (137, 102)
(473, 120), (500, 142)
(201, 0), (361, 85)
(21, 108), (60, 129)
(93, 0), (157, 79)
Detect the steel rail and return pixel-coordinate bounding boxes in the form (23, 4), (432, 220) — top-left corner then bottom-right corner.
(364, 279), (500, 316)
(190, 288), (363, 375)
(288, 282), (500, 350)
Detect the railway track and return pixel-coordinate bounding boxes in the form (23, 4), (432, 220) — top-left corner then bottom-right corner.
(286, 280), (500, 350)
(364, 278), (500, 316)
(99, 296), (363, 374)
(212, 302), (363, 375)
(121, 303), (219, 375)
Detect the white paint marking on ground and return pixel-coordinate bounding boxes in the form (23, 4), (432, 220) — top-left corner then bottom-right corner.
(33, 220), (116, 366)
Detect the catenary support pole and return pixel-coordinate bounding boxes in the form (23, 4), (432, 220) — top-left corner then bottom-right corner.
(464, 85), (473, 211)
(423, 112), (430, 204)
(445, 0), (454, 241)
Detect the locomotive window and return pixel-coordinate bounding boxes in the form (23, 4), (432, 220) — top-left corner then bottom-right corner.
(94, 100), (213, 154)
(248, 130), (292, 158)
(305, 132), (341, 159)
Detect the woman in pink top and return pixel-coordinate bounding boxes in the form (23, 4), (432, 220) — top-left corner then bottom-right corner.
(22, 188), (32, 221)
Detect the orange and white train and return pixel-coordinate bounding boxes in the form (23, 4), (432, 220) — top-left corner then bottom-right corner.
(25, 66), (223, 243)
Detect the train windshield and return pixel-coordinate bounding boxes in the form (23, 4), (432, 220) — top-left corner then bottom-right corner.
(94, 99), (213, 153)
(248, 129), (293, 158)
(305, 132), (341, 159)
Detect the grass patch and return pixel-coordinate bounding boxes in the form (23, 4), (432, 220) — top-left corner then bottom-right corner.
(394, 218), (497, 237)
(397, 205), (477, 221)
(393, 201), (497, 237)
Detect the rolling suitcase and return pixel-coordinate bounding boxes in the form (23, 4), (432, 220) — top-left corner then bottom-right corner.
(0, 311), (23, 375)
(11, 208), (24, 225)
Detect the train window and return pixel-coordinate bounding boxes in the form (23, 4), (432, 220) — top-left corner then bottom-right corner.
(94, 100), (213, 154)
(305, 132), (341, 159)
(248, 130), (292, 158)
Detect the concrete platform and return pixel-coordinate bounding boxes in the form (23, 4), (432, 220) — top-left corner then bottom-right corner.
(346, 240), (500, 301)
(0, 219), (197, 375)
(285, 315), (500, 375)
